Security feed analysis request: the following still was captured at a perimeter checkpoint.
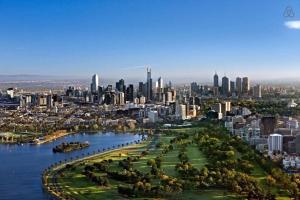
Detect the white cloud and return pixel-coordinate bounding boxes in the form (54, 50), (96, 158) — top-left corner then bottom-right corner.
(285, 20), (300, 29)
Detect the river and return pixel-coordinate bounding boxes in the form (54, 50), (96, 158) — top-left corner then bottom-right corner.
(0, 132), (143, 200)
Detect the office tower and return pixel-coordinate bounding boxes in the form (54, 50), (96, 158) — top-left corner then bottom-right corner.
(148, 110), (159, 123)
(91, 74), (99, 94)
(176, 103), (187, 120)
(116, 79), (125, 93)
(230, 81), (235, 95)
(157, 77), (163, 92)
(260, 116), (277, 135)
(156, 77), (164, 102)
(38, 95), (47, 107)
(253, 84), (262, 98)
(166, 91), (173, 103)
(118, 92), (125, 105)
(236, 77), (242, 96)
(47, 95), (53, 108)
(190, 82), (199, 94)
(138, 82), (144, 97)
(139, 96), (146, 104)
(242, 77), (250, 95)
(221, 101), (231, 115)
(213, 72), (219, 87)
(221, 76), (230, 96)
(126, 84), (134, 102)
(268, 134), (283, 152)
(111, 93), (117, 105)
(146, 67), (153, 101)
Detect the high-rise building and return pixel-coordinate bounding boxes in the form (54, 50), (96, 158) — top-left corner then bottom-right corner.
(116, 79), (125, 93)
(242, 77), (250, 95)
(261, 116), (277, 135)
(230, 81), (235, 95)
(156, 77), (164, 102)
(213, 72), (219, 87)
(157, 77), (163, 92)
(190, 82), (199, 94)
(146, 67), (153, 101)
(148, 110), (159, 123)
(236, 77), (242, 96)
(176, 103), (187, 120)
(91, 74), (99, 94)
(253, 84), (262, 98)
(268, 134), (283, 152)
(138, 82), (144, 97)
(118, 92), (125, 105)
(221, 101), (231, 115)
(126, 84), (134, 102)
(222, 76), (230, 96)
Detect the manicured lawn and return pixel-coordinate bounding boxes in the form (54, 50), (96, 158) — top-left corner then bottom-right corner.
(186, 144), (208, 169)
(52, 131), (225, 199)
(50, 126), (288, 199)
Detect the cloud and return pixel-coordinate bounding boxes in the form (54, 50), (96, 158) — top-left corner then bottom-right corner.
(285, 20), (300, 29)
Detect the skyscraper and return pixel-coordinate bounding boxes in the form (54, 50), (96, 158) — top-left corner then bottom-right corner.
(230, 81), (235, 95)
(126, 84), (134, 102)
(222, 76), (230, 96)
(242, 77), (250, 95)
(146, 67), (153, 101)
(213, 72), (219, 87)
(138, 82), (144, 97)
(116, 79), (125, 93)
(253, 84), (262, 98)
(156, 77), (163, 93)
(156, 77), (164, 102)
(236, 77), (242, 96)
(91, 74), (99, 94)
(268, 134), (283, 152)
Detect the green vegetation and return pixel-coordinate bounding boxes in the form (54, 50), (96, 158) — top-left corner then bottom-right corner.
(45, 122), (298, 199)
(52, 142), (90, 153)
(235, 100), (300, 116)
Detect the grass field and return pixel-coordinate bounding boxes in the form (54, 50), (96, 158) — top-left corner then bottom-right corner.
(49, 130), (223, 200)
(46, 126), (290, 199)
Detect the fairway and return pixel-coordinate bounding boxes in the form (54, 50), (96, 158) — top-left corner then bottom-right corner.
(44, 124), (290, 199)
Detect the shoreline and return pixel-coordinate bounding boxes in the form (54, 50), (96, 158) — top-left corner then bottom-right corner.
(42, 137), (150, 200)
(0, 127), (151, 145)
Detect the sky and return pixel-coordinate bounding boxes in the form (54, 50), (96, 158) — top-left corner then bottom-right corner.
(0, 0), (300, 82)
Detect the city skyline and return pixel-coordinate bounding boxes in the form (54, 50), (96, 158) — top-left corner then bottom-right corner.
(0, 0), (300, 80)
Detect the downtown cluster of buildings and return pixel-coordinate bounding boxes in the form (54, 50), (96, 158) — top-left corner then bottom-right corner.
(65, 68), (201, 122)
(66, 68), (176, 106)
(191, 73), (261, 98)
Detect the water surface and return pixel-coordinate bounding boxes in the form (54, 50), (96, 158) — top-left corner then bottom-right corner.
(0, 132), (143, 200)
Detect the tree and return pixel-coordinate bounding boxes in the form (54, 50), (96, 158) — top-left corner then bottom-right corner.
(266, 175), (276, 186)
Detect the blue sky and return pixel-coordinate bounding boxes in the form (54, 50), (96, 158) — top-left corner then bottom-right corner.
(0, 0), (299, 82)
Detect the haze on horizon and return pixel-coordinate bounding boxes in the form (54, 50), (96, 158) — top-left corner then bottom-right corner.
(0, 0), (300, 81)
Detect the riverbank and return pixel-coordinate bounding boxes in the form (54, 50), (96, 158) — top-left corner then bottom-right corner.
(42, 137), (151, 200)
(0, 127), (152, 145)
(34, 130), (72, 145)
